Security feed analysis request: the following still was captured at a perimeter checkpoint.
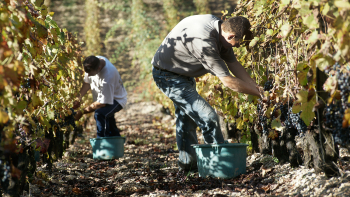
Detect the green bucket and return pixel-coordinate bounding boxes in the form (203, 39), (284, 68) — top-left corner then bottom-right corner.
(90, 136), (126, 160)
(192, 143), (248, 178)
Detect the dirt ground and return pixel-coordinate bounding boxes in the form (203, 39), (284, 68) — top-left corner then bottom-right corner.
(23, 94), (350, 197)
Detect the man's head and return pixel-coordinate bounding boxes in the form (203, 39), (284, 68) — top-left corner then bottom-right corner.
(83, 56), (101, 76)
(221, 16), (253, 48)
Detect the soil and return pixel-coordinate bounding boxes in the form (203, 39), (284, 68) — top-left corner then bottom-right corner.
(21, 94), (350, 197)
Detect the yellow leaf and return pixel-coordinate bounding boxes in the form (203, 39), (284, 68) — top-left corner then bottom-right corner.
(0, 111), (9, 124)
(292, 89), (316, 126)
(323, 76), (337, 95)
(266, 106), (274, 119)
(236, 117), (244, 130)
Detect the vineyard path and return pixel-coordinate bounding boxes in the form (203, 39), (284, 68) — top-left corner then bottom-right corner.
(23, 93), (350, 197)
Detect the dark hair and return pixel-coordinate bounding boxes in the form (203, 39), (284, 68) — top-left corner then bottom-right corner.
(83, 56), (100, 73)
(222, 16), (253, 41)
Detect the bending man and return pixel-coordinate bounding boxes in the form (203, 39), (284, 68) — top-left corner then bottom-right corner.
(152, 15), (261, 171)
(73, 56), (127, 138)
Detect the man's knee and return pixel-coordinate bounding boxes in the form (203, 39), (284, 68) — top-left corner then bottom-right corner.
(207, 111), (220, 122)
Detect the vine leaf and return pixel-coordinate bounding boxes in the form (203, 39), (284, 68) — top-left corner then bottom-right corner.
(292, 89), (316, 126)
(32, 94), (43, 108)
(249, 37), (259, 48)
(280, 23), (292, 39)
(323, 76), (337, 95)
(271, 117), (284, 131)
(47, 109), (55, 120)
(289, 8), (298, 21)
(236, 117), (244, 130)
(16, 101), (27, 114)
(268, 130), (278, 140)
(297, 62), (309, 86)
(0, 110), (9, 124)
(313, 55), (335, 71)
(32, 0), (44, 7)
(334, 1), (350, 9)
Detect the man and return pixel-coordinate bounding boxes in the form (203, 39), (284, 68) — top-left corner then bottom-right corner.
(73, 55), (127, 138)
(151, 15), (262, 171)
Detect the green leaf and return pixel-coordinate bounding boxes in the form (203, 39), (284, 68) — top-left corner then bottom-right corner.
(47, 109), (55, 120)
(281, 23), (292, 39)
(281, 0), (290, 5)
(41, 5), (48, 17)
(35, 23), (48, 39)
(16, 101), (27, 114)
(266, 29), (274, 36)
(45, 16), (59, 29)
(322, 3), (330, 15)
(307, 31), (318, 44)
(271, 118), (284, 131)
(303, 15), (318, 29)
(292, 89), (316, 126)
(298, 67), (309, 86)
(39, 116), (51, 129)
(289, 8), (299, 21)
(249, 37), (259, 48)
(314, 56), (335, 71)
(334, 1), (350, 10)
(297, 62), (309, 71)
(32, 94), (42, 108)
(31, 0), (44, 7)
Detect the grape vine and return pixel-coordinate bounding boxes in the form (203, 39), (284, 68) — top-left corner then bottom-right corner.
(0, 0), (87, 194)
(324, 63), (350, 146)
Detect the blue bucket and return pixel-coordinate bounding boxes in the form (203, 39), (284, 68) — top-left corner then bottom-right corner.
(192, 143), (248, 178)
(90, 136), (126, 160)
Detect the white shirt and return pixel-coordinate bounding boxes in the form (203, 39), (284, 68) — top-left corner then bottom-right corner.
(83, 56), (127, 108)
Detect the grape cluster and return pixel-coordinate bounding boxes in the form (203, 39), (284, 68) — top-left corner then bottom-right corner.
(324, 62), (350, 146)
(20, 79), (31, 89)
(280, 103), (307, 136)
(324, 100), (350, 145)
(0, 159), (10, 183)
(58, 108), (77, 130)
(264, 80), (273, 91)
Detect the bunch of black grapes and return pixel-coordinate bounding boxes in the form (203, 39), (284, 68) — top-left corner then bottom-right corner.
(20, 79), (31, 89)
(0, 159), (10, 185)
(324, 62), (350, 146)
(58, 108), (77, 130)
(264, 80), (273, 91)
(280, 103), (307, 136)
(257, 80), (274, 135)
(324, 101), (350, 145)
(325, 62), (350, 109)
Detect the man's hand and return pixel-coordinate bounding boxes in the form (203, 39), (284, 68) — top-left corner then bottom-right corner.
(72, 100), (81, 109)
(219, 75), (261, 97)
(74, 110), (84, 120)
(257, 86), (264, 98)
(258, 86), (268, 103)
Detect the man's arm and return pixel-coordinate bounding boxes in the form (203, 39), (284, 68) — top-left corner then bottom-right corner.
(77, 82), (91, 101)
(72, 82), (91, 109)
(82, 102), (106, 114)
(74, 101), (106, 120)
(226, 61), (258, 88)
(219, 75), (261, 97)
